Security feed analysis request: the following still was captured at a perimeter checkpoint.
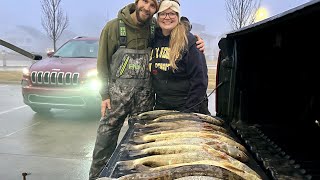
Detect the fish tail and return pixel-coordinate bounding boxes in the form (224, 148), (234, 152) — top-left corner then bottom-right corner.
(133, 131), (144, 137)
(125, 143), (136, 151)
(128, 150), (145, 157)
(133, 136), (145, 144)
(137, 112), (149, 120)
(135, 164), (151, 172)
(134, 123), (145, 129)
(139, 115), (148, 120)
(116, 160), (136, 171)
(138, 129), (155, 134)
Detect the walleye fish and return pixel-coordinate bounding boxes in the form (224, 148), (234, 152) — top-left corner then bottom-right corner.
(135, 121), (227, 133)
(137, 126), (226, 135)
(127, 139), (249, 162)
(194, 113), (224, 122)
(152, 113), (224, 126)
(117, 164), (245, 180)
(137, 110), (179, 120)
(128, 144), (213, 156)
(206, 141), (249, 162)
(118, 148), (261, 180)
(135, 129), (234, 140)
(133, 131), (246, 152)
(149, 160), (262, 180)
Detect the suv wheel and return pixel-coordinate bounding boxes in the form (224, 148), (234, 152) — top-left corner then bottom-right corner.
(30, 107), (51, 114)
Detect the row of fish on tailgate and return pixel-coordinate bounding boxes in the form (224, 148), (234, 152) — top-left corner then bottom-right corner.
(116, 110), (263, 180)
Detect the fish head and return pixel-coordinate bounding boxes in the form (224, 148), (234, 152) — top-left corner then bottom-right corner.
(227, 147), (250, 162)
(237, 151), (250, 163)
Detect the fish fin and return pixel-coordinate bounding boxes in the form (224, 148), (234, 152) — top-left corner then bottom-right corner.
(223, 164), (245, 174)
(205, 141), (221, 146)
(137, 112), (150, 120)
(202, 126), (214, 131)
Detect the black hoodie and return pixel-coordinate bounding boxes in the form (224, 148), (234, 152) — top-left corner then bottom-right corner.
(149, 28), (208, 112)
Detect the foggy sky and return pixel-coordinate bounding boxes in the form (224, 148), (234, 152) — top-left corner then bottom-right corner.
(0, 0), (311, 38)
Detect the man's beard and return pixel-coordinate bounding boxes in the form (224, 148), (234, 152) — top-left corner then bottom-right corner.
(136, 7), (152, 25)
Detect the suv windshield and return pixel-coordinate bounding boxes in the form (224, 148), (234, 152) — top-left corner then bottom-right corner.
(53, 40), (98, 58)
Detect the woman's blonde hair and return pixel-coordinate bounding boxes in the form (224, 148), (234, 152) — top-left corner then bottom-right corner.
(169, 22), (188, 70)
(158, 0), (187, 70)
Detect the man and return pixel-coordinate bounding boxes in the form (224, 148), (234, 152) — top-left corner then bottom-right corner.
(89, 0), (204, 179)
(180, 16), (192, 31)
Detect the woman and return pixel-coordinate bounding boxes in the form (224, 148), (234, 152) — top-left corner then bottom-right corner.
(149, 0), (208, 113)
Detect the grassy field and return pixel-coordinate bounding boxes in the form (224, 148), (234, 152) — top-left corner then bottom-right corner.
(208, 69), (216, 90)
(0, 70), (22, 82)
(207, 60), (217, 89)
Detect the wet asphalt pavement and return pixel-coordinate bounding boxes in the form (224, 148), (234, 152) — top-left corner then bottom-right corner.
(0, 84), (215, 180)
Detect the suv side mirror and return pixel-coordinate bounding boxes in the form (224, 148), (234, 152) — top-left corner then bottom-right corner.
(34, 54), (43, 60)
(47, 51), (54, 57)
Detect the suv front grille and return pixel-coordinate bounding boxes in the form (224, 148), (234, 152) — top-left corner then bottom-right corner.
(31, 71), (80, 86)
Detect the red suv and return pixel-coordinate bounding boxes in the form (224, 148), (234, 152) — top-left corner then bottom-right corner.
(21, 36), (101, 113)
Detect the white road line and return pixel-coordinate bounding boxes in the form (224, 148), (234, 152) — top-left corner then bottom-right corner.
(0, 122), (41, 138)
(0, 85), (9, 88)
(0, 105), (27, 115)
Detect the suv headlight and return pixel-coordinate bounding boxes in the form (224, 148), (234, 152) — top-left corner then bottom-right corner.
(86, 69), (98, 78)
(22, 68), (30, 76)
(86, 79), (102, 91)
(83, 69), (101, 90)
